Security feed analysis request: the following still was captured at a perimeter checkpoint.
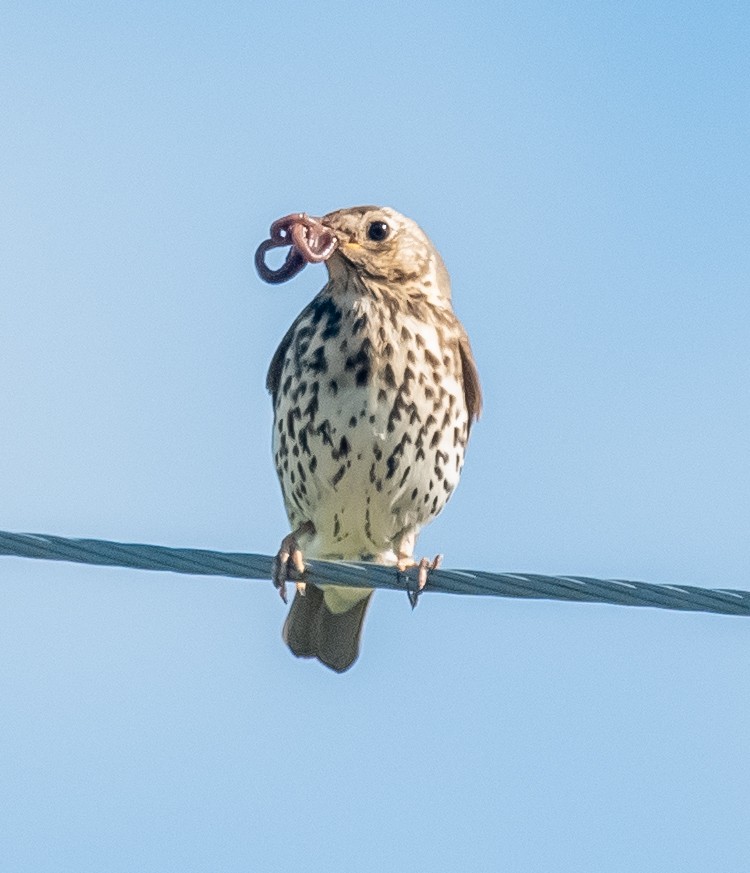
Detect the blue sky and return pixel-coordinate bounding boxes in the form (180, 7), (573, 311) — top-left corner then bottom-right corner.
(1, 3), (749, 871)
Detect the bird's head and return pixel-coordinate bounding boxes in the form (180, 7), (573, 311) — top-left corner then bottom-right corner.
(256, 206), (452, 305)
(320, 206), (451, 301)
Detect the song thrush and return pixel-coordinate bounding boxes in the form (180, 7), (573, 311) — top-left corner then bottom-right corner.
(258, 206), (481, 672)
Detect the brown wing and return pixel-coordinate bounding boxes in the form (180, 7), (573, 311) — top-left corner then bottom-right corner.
(458, 331), (482, 430)
(266, 317), (300, 404)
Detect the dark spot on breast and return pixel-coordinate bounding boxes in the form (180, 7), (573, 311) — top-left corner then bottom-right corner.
(303, 393), (319, 420)
(352, 314), (367, 334)
(307, 346), (327, 375)
(321, 305), (342, 339)
(311, 296), (335, 322)
(382, 363), (396, 388)
(329, 379), (338, 395)
(316, 420), (333, 447)
(334, 435), (350, 459)
(311, 297), (342, 341)
(349, 416), (357, 428)
(424, 348), (440, 368)
(323, 321), (340, 340)
(299, 426), (310, 455)
(346, 338), (371, 368)
(331, 465), (346, 487)
(384, 432), (412, 479)
(291, 380), (307, 401)
(346, 339), (372, 387)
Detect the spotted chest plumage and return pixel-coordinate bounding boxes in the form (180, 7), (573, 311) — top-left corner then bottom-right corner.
(268, 279), (474, 560)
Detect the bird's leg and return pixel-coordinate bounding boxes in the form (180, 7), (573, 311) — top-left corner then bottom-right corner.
(273, 521), (315, 604)
(395, 532), (443, 608)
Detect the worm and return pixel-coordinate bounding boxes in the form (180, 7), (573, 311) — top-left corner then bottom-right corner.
(255, 213), (338, 284)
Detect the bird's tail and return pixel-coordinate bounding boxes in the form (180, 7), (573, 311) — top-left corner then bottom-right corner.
(282, 584), (374, 673)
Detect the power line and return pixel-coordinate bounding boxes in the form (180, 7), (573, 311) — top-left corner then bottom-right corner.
(0, 529), (748, 616)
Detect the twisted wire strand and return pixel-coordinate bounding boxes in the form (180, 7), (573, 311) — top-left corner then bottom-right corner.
(0, 530), (748, 616)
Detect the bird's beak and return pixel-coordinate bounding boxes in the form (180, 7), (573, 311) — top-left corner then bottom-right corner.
(320, 217), (362, 258)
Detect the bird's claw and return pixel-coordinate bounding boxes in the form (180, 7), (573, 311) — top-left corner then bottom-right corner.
(273, 532), (307, 604)
(397, 554), (443, 609)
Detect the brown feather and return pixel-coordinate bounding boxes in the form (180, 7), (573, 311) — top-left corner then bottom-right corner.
(283, 585), (373, 673)
(266, 317), (299, 402)
(458, 332), (482, 429)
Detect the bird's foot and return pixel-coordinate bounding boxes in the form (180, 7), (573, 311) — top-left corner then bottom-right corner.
(273, 522), (315, 604)
(397, 554), (443, 609)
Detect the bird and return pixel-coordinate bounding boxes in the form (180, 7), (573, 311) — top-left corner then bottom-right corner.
(258, 206), (481, 672)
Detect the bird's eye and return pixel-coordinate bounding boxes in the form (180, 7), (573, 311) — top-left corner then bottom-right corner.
(367, 220), (390, 242)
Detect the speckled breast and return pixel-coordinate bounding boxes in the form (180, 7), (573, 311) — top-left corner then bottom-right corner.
(272, 286), (470, 559)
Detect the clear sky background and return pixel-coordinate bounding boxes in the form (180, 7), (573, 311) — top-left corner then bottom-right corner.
(1, 3), (748, 871)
